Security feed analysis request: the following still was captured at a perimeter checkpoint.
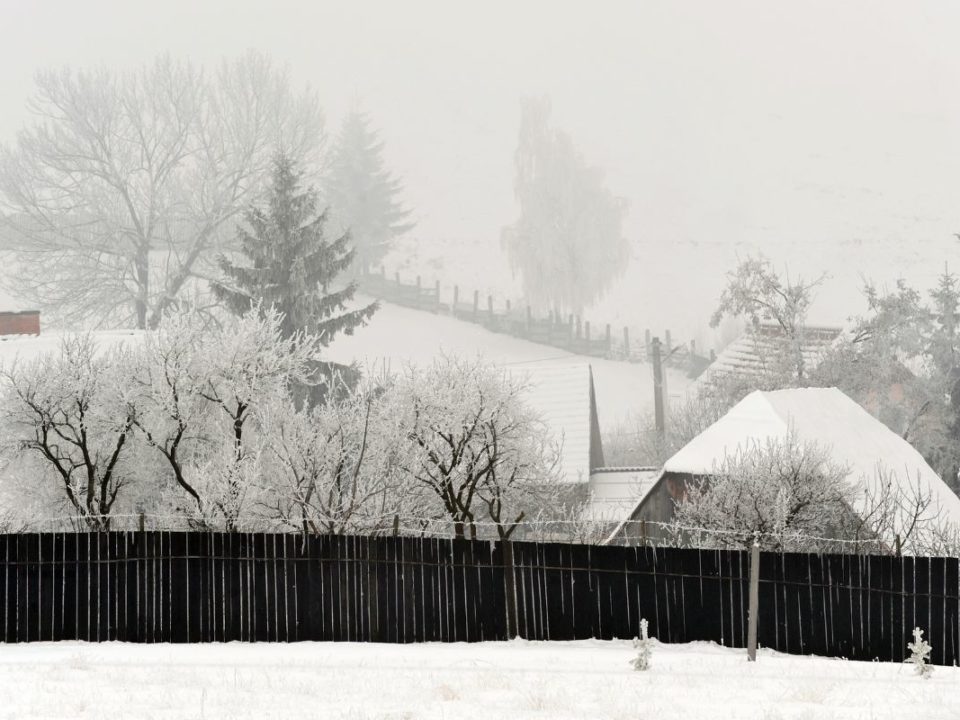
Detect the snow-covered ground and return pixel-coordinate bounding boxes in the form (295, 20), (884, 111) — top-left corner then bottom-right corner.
(1, 639), (956, 720)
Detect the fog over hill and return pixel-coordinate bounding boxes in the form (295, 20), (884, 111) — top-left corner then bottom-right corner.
(2, 0), (960, 344)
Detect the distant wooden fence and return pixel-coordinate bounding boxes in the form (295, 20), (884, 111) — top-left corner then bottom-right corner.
(358, 269), (714, 376)
(1, 532), (957, 665)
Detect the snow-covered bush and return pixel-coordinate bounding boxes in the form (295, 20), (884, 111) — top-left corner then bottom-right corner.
(907, 627), (933, 678)
(256, 382), (414, 535)
(631, 619), (652, 671)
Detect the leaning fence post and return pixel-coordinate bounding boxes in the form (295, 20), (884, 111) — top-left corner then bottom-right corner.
(747, 532), (760, 662)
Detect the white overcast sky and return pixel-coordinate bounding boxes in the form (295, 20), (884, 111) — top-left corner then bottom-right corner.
(2, 0), (960, 262)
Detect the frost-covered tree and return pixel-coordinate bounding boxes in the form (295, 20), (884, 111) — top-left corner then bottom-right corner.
(385, 356), (560, 539)
(711, 257), (825, 380)
(124, 308), (324, 529)
(325, 108), (413, 275)
(212, 154), (377, 347)
(256, 384), (413, 535)
(502, 97), (628, 316)
(0, 52), (323, 329)
(671, 434), (855, 551)
(907, 627), (934, 678)
(0, 336), (138, 529)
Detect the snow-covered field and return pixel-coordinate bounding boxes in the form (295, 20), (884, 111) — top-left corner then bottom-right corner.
(1, 639), (956, 720)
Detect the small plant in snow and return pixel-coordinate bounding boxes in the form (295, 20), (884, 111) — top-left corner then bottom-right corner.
(631, 619), (652, 671)
(907, 627), (933, 678)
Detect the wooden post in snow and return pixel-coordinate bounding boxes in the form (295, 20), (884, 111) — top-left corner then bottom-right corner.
(747, 533), (760, 662)
(502, 540), (518, 638)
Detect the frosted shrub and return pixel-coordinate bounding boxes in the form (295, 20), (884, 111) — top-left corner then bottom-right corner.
(907, 627), (933, 679)
(631, 619), (652, 671)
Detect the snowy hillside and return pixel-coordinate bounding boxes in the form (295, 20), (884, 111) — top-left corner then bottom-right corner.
(325, 297), (692, 434)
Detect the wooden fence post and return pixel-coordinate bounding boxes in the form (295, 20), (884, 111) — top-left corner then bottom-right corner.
(747, 534), (760, 662)
(473, 290), (479, 321)
(453, 285), (459, 315)
(502, 540), (518, 638)
(623, 327), (630, 359)
(584, 320), (591, 343)
(605, 323), (611, 352)
(575, 316), (582, 339)
(526, 306), (532, 335)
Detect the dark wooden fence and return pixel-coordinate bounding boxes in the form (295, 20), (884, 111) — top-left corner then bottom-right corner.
(1, 532), (957, 665)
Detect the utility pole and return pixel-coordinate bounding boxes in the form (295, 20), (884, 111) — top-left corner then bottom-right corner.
(652, 337), (665, 441)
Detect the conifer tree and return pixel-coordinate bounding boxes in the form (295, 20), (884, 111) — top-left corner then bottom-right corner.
(212, 154), (377, 346)
(325, 109), (414, 275)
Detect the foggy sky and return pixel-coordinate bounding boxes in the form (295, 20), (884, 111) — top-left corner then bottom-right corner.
(3, 0), (960, 291)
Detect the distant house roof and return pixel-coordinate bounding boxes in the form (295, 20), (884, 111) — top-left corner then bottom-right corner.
(699, 321), (843, 386)
(512, 361), (605, 484)
(583, 467), (660, 523)
(640, 387), (960, 548)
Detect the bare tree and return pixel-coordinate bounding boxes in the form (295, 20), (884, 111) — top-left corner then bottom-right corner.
(0, 51), (323, 329)
(0, 335), (137, 529)
(670, 433), (854, 551)
(386, 356), (560, 539)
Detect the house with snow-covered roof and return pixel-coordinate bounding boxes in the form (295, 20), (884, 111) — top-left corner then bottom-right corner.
(608, 387), (960, 551)
(698, 321), (843, 389)
(513, 361), (659, 528)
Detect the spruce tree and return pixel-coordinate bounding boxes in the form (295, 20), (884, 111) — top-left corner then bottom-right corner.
(325, 108), (413, 275)
(212, 154), (377, 346)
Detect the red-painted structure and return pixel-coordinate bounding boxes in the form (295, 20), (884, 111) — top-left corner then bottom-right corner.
(0, 311), (40, 335)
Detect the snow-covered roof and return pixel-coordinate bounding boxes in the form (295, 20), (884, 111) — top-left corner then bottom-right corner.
(664, 387), (960, 542)
(698, 322), (843, 387)
(0, 331), (144, 366)
(583, 467), (660, 522)
(515, 362), (599, 484)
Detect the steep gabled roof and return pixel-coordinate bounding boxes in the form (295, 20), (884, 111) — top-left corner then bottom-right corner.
(513, 361), (603, 484)
(664, 387), (960, 544)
